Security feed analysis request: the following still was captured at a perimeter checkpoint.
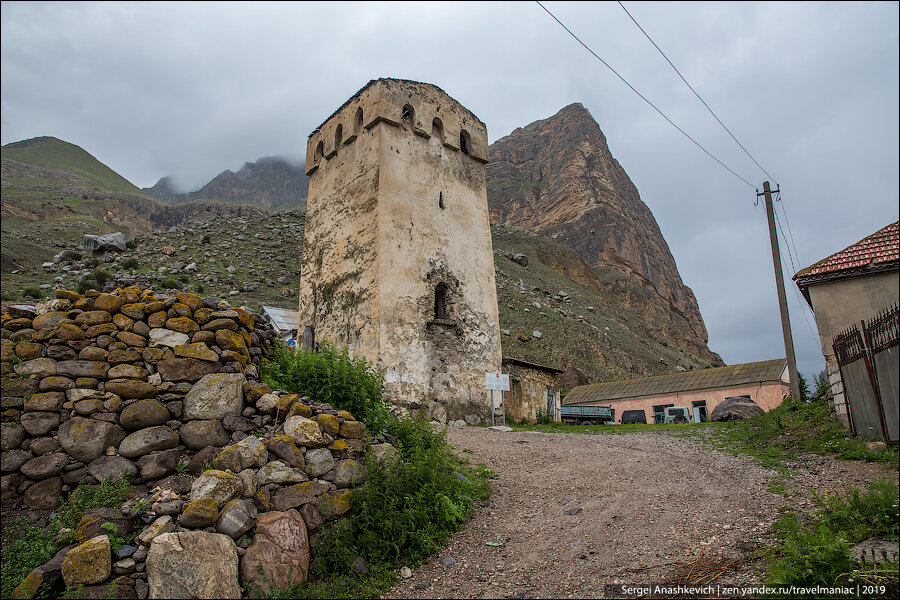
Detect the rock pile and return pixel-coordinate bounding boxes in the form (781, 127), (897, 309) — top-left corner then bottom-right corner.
(1, 286), (389, 599)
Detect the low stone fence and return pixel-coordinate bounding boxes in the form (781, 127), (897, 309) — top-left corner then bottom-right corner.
(1, 287), (389, 598)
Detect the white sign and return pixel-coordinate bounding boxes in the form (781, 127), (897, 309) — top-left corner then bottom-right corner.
(485, 372), (510, 391)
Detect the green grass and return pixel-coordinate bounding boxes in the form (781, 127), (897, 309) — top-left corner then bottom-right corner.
(767, 479), (899, 592)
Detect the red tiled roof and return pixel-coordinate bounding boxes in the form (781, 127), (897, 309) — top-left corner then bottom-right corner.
(794, 221), (899, 279)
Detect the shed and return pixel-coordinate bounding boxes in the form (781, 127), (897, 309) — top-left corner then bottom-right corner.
(261, 305), (299, 343)
(563, 359), (789, 424)
(500, 357), (564, 423)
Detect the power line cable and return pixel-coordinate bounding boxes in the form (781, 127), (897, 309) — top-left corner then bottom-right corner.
(617, 1), (778, 186)
(535, 0), (757, 190)
(774, 188), (804, 269)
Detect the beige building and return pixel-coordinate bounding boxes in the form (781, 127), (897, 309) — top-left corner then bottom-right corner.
(794, 221), (899, 432)
(298, 79), (502, 422)
(562, 359), (790, 424)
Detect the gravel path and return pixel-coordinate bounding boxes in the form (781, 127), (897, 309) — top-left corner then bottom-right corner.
(386, 427), (896, 599)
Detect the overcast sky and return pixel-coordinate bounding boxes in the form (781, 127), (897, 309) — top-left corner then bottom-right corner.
(2, 1), (898, 380)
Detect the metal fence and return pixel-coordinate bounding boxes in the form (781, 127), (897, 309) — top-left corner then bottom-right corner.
(833, 304), (899, 443)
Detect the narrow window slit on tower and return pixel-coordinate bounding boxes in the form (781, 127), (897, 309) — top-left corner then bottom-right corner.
(459, 130), (470, 155)
(434, 284), (449, 320)
(439, 191), (445, 209)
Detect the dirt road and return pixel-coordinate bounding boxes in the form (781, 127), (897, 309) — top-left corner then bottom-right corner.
(387, 427), (893, 599)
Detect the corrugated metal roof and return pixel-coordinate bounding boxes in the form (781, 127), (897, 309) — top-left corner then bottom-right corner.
(261, 306), (299, 333)
(562, 359), (787, 405)
(794, 221), (899, 279)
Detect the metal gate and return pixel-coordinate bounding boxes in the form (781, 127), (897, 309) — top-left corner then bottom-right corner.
(833, 304), (899, 443)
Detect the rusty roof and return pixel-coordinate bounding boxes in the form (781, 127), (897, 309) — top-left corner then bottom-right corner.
(562, 359), (787, 405)
(794, 221), (899, 280)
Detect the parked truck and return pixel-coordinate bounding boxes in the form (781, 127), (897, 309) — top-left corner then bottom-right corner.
(560, 405), (616, 425)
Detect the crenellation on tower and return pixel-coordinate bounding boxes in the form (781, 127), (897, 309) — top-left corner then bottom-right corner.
(298, 78), (501, 423)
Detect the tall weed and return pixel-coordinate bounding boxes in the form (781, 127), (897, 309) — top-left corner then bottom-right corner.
(261, 341), (389, 434)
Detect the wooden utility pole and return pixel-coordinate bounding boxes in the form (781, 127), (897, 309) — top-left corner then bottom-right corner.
(761, 181), (802, 402)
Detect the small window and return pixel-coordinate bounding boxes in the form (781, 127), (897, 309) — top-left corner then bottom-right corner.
(334, 124), (343, 150)
(354, 107), (364, 132)
(459, 129), (471, 155)
(439, 191), (445, 210)
(402, 104), (415, 129)
(434, 283), (449, 320)
(315, 141), (324, 161)
(431, 118), (444, 142)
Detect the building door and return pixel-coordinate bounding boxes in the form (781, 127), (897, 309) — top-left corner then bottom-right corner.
(692, 401), (708, 423)
(546, 388), (556, 421)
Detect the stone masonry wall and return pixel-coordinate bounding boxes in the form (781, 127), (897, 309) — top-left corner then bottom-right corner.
(1, 286), (391, 599)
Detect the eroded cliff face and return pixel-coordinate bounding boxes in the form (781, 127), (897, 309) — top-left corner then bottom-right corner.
(487, 103), (719, 363)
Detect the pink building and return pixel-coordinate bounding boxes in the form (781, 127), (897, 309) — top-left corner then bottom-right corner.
(562, 359), (789, 424)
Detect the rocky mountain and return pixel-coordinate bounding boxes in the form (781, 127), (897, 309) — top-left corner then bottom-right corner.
(485, 103), (720, 365)
(144, 156), (308, 211)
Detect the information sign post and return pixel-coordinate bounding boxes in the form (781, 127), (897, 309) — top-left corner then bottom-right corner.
(484, 372), (510, 426)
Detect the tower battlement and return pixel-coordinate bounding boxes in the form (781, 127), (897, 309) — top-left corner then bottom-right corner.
(305, 78), (489, 176)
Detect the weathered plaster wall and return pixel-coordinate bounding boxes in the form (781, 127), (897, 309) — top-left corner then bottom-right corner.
(806, 271), (899, 428)
(581, 380), (789, 424)
(503, 361), (561, 424)
(299, 79), (502, 421)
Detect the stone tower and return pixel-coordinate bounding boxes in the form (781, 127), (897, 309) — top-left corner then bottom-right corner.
(298, 78), (502, 422)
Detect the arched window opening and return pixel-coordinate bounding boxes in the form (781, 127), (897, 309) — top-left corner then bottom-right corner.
(431, 118), (444, 142)
(439, 191), (446, 210)
(434, 283), (449, 320)
(459, 130), (471, 155)
(315, 141), (324, 161)
(354, 107), (364, 132)
(402, 104), (415, 129)
(334, 124), (343, 150)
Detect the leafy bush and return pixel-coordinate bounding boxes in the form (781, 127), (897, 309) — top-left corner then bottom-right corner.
(313, 415), (491, 577)
(534, 407), (554, 425)
(53, 474), (133, 530)
(261, 341), (389, 434)
(120, 257), (139, 270)
(768, 479), (899, 589)
(76, 279), (98, 294)
(125, 239), (137, 250)
(161, 277), (179, 290)
(22, 286), (43, 300)
(1, 291), (11, 301)
(92, 267), (111, 288)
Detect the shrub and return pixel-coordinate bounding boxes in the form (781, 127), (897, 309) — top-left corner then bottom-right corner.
(195, 283), (205, 294)
(77, 279), (99, 294)
(261, 341), (389, 434)
(125, 239), (137, 250)
(1, 291), (11, 301)
(92, 267), (111, 288)
(314, 415), (491, 575)
(0, 518), (57, 598)
(161, 277), (179, 290)
(53, 474), (133, 531)
(21, 286), (43, 300)
(120, 257), (139, 270)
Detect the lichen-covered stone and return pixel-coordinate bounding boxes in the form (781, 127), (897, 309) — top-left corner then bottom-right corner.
(156, 357), (219, 383)
(182, 373), (244, 420)
(57, 417), (124, 462)
(179, 497), (219, 528)
(24, 391), (65, 412)
(216, 435), (268, 473)
(61, 535), (111, 587)
(339, 420), (366, 439)
(165, 317), (200, 335)
(119, 399), (170, 430)
(332, 459), (366, 488)
(267, 434), (305, 468)
(271, 481), (330, 512)
(104, 379), (157, 399)
(117, 331), (147, 347)
(191, 469), (244, 508)
(284, 415), (325, 448)
(179, 419), (231, 449)
(313, 413), (340, 436)
(93, 294), (126, 314)
(14, 358), (58, 379)
(316, 489), (353, 517)
(55, 360), (109, 379)
(173, 342), (219, 362)
(304, 448), (335, 479)
(75, 310), (112, 326)
(20, 412), (61, 437)
(118, 426), (179, 459)
(256, 461), (308, 486)
(216, 498), (257, 539)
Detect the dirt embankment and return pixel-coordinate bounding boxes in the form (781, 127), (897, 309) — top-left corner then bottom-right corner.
(387, 427), (896, 599)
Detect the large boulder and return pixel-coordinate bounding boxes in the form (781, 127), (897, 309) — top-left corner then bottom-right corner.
(58, 418), (127, 463)
(118, 426), (179, 459)
(182, 373), (244, 420)
(83, 232), (127, 253)
(119, 399), (170, 430)
(191, 470), (244, 508)
(216, 436), (268, 473)
(146, 531), (241, 599)
(239, 510), (309, 594)
(710, 396), (765, 422)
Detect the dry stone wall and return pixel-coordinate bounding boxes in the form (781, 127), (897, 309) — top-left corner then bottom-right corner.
(1, 286), (390, 599)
